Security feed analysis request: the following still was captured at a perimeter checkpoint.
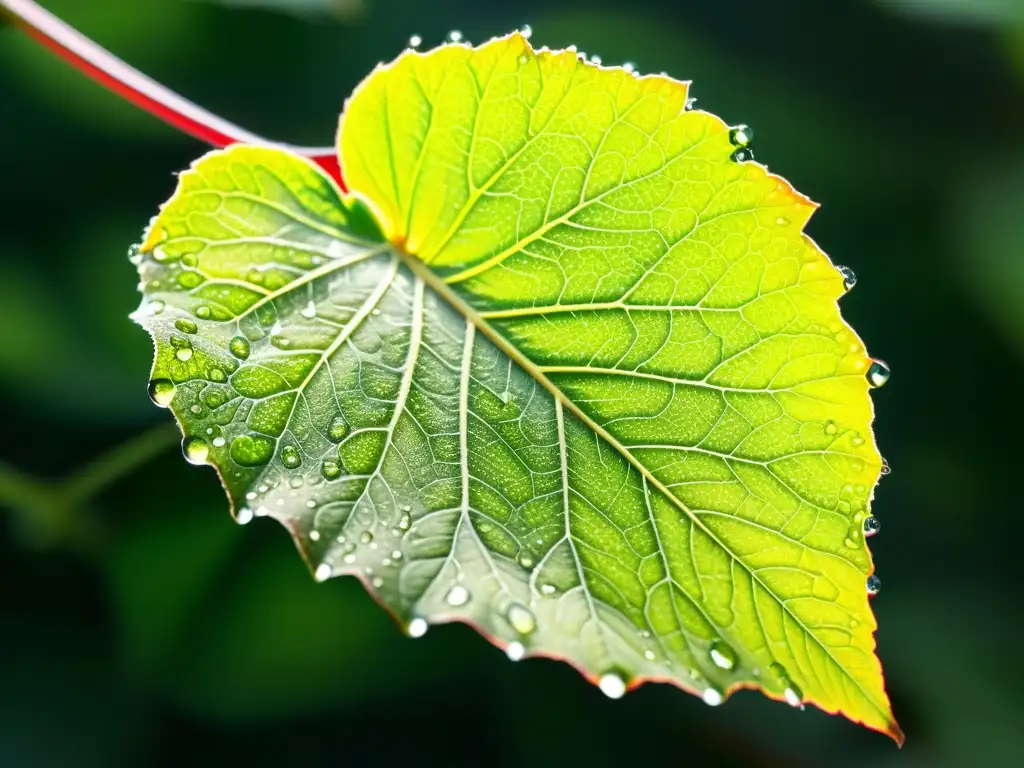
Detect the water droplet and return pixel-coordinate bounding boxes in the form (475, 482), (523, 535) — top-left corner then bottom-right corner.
(837, 265), (857, 291)
(398, 512), (412, 531)
(784, 684), (804, 708)
(371, 576), (384, 588)
(506, 641), (525, 661)
(315, 563), (332, 581)
(729, 124), (753, 147)
(309, 530), (321, 542)
(407, 617), (428, 638)
(147, 300), (165, 315)
(281, 445), (302, 469)
(177, 271), (202, 289)
(591, 54), (603, 65)
(148, 379), (176, 408)
(321, 459), (341, 480)
(540, 584), (556, 596)
(702, 686), (724, 707)
(447, 30), (462, 42)
(327, 416), (349, 442)
(212, 436), (226, 448)
(852, 435), (865, 446)
(507, 603), (536, 635)
(731, 148), (755, 163)
(391, 550), (403, 560)
(181, 253), (198, 268)
(775, 215), (789, 226)
(598, 673), (626, 699)
(684, 96), (696, 110)
(864, 516), (881, 537)
(128, 244), (143, 265)
(446, 585), (470, 607)
(357, 530), (373, 545)
(301, 301), (317, 319)
(517, 553), (535, 569)
(229, 336), (250, 359)
(270, 335), (290, 349)
(866, 574), (882, 596)
(182, 437), (209, 465)
(867, 360), (890, 388)
(408, 34), (422, 48)
(189, 404), (202, 414)
(622, 61), (636, 73)
(824, 420), (837, 435)
(709, 640), (738, 671)
(520, 24), (533, 39)
(880, 458), (891, 476)
(195, 305), (211, 320)
(175, 346), (194, 362)
(236, 507), (253, 525)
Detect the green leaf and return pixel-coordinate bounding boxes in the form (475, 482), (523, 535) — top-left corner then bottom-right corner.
(133, 33), (899, 741)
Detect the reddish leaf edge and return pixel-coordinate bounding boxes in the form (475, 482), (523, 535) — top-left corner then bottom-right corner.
(0, 0), (343, 186)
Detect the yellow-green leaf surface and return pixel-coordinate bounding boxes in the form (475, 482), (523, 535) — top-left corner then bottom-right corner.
(133, 32), (900, 742)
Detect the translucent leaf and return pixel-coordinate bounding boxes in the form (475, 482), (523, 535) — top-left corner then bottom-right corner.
(133, 33), (899, 741)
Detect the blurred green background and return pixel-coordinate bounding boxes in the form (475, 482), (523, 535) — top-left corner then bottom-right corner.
(1, 0), (1022, 765)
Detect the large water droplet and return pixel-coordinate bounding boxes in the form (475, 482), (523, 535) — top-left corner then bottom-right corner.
(446, 585), (470, 606)
(327, 416), (349, 442)
(315, 563), (332, 582)
(506, 641), (525, 661)
(598, 673), (626, 699)
(520, 24), (533, 39)
(837, 265), (857, 291)
(408, 34), (422, 48)
(236, 507), (253, 525)
(866, 574), (882, 596)
(729, 124), (753, 147)
(863, 516), (881, 537)
(407, 617), (428, 638)
(281, 445), (302, 469)
(507, 603), (536, 635)
(709, 640), (738, 671)
(321, 458), (341, 479)
(175, 318), (198, 334)
(867, 360), (890, 388)
(702, 686), (724, 707)
(148, 379), (176, 408)
(229, 336), (250, 360)
(731, 147), (754, 163)
(175, 346), (194, 362)
(182, 437), (209, 465)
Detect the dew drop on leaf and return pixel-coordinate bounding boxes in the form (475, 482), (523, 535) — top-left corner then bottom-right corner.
(315, 563), (332, 582)
(445, 585), (470, 606)
(327, 416), (349, 442)
(506, 641), (525, 661)
(195, 305), (211, 319)
(708, 639), (738, 671)
(309, 530), (320, 541)
(359, 530), (374, 545)
(182, 437), (209, 465)
(321, 458), (341, 479)
(229, 336), (250, 360)
(880, 458), (891, 476)
(824, 420), (837, 435)
(447, 30), (462, 42)
(408, 34), (422, 48)
(864, 516), (881, 537)
(867, 360), (890, 388)
(729, 124), (753, 148)
(520, 24), (532, 39)
(598, 673), (626, 699)
(507, 602), (536, 635)
(300, 301), (317, 319)
(407, 617), (428, 638)
(702, 686), (724, 707)
(236, 507), (253, 525)
(281, 445), (302, 469)
(866, 574), (882, 596)
(147, 378), (176, 408)
(784, 683), (805, 709)
(837, 265), (857, 291)
(730, 147), (754, 163)
(174, 346), (193, 362)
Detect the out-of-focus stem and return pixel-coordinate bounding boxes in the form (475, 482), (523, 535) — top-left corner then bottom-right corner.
(0, 0), (343, 186)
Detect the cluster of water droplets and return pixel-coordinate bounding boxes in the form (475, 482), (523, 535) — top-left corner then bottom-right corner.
(729, 123), (755, 163)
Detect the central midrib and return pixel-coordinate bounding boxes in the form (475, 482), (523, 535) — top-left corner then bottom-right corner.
(393, 246), (891, 727)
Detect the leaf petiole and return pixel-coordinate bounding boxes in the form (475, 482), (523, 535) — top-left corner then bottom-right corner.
(0, 0), (344, 185)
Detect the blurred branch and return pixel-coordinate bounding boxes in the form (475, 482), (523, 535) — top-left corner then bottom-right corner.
(0, 0), (343, 185)
(0, 422), (179, 552)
